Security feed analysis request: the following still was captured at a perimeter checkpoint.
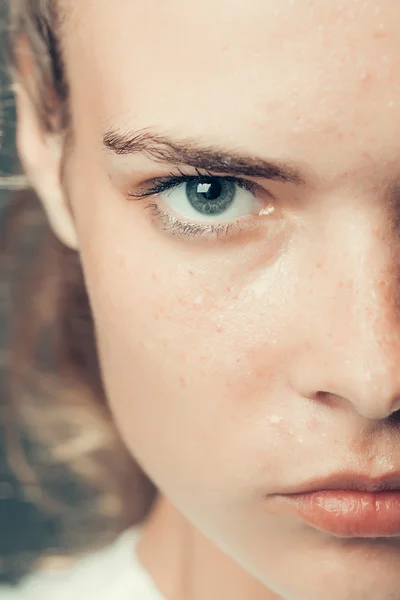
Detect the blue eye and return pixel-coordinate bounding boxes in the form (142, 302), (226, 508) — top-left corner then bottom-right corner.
(129, 172), (275, 240)
(184, 177), (236, 215)
(160, 176), (263, 223)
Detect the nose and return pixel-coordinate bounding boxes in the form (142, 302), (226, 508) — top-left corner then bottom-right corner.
(291, 205), (400, 421)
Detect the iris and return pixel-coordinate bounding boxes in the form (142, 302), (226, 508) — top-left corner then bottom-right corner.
(186, 177), (236, 215)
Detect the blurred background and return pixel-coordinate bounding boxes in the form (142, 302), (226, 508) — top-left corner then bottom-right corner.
(0, 2), (157, 587)
(0, 4), (62, 586)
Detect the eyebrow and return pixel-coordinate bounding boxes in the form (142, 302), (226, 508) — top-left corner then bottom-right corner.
(103, 128), (306, 185)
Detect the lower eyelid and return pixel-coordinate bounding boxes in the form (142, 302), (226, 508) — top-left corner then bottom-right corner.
(144, 200), (268, 241)
(145, 201), (226, 237)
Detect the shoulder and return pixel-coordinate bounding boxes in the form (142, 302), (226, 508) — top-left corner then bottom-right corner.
(0, 528), (144, 600)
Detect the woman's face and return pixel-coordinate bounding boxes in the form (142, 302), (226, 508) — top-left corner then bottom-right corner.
(60, 1), (400, 598)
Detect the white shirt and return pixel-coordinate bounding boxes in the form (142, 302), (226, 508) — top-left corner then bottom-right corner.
(0, 527), (165, 599)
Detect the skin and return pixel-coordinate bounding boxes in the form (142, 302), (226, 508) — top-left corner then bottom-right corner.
(16, 0), (400, 598)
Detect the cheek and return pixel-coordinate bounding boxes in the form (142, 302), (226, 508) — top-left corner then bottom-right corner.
(72, 174), (298, 514)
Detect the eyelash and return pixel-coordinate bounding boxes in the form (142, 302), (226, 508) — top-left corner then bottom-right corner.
(128, 170), (262, 239)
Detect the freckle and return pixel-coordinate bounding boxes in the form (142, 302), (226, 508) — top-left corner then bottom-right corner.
(179, 376), (186, 389)
(307, 418), (320, 433)
(373, 29), (388, 39)
(359, 71), (374, 92)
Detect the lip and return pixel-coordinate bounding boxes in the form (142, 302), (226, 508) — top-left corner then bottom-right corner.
(289, 472), (400, 494)
(275, 471), (400, 538)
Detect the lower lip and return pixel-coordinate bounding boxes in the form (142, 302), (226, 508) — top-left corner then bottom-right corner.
(277, 490), (400, 537)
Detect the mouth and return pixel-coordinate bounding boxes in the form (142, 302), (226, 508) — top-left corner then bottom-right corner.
(275, 471), (400, 538)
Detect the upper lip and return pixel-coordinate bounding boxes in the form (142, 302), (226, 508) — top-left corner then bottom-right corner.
(289, 472), (400, 494)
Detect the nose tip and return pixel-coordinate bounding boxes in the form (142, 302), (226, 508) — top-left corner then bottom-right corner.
(308, 364), (400, 421)
(292, 300), (400, 420)
(292, 302), (400, 420)
(291, 271), (400, 421)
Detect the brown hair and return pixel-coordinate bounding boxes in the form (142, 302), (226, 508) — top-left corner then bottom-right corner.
(1, 0), (156, 577)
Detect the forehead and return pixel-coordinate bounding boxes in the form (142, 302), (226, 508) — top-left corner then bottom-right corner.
(62, 0), (400, 182)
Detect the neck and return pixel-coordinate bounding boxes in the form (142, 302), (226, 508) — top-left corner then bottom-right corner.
(136, 494), (281, 600)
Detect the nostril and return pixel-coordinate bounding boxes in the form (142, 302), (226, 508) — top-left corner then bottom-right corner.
(313, 391), (342, 408)
(388, 408), (400, 426)
(315, 391), (330, 402)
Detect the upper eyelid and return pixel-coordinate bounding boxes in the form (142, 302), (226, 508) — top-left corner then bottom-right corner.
(131, 171), (268, 198)
(142, 165), (261, 183)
